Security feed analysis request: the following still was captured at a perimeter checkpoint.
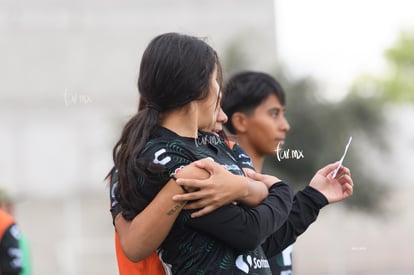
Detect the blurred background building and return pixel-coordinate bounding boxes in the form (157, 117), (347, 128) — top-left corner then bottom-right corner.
(1, 0), (413, 274)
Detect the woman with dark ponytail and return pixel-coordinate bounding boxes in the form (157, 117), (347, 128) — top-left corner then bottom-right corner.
(108, 33), (351, 275)
(113, 33), (221, 219)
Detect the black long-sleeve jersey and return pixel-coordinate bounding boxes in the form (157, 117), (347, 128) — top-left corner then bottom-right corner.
(119, 126), (294, 274)
(110, 126), (329, 274)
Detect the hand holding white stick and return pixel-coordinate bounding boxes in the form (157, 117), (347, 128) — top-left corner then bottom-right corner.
(332, 136), (352, 178)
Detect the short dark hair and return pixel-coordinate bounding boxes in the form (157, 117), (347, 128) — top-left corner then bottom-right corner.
(222, 71), (286, 134)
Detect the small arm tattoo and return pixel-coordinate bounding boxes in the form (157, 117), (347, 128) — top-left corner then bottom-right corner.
(167, 201), (186, 216)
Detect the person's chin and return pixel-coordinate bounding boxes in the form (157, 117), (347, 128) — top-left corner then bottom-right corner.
(267, 148), (277, 156)
(269, 140), (283, 155)
(275, 139), (285, 145)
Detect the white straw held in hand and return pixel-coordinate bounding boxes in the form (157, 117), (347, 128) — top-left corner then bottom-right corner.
(332, 136), (353, 178)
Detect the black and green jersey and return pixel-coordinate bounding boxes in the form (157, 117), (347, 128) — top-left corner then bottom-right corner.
(127, 126), (293, 275)
(110, 126), (329, 274)
(109, 136), (255, 223)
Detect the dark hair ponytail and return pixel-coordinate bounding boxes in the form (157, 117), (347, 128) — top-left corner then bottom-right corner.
(112, 32), (222, 218)
(112, 108), (160, 218)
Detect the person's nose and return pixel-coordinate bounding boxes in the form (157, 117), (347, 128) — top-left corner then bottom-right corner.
(218, 108), (228, 124)
(280, 116), (290, 132)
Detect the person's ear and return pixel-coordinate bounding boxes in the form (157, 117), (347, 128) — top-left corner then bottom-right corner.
(231, 112), (249, 133)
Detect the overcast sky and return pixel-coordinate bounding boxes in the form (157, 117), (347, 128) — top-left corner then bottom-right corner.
(276, 0), (414, 98)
